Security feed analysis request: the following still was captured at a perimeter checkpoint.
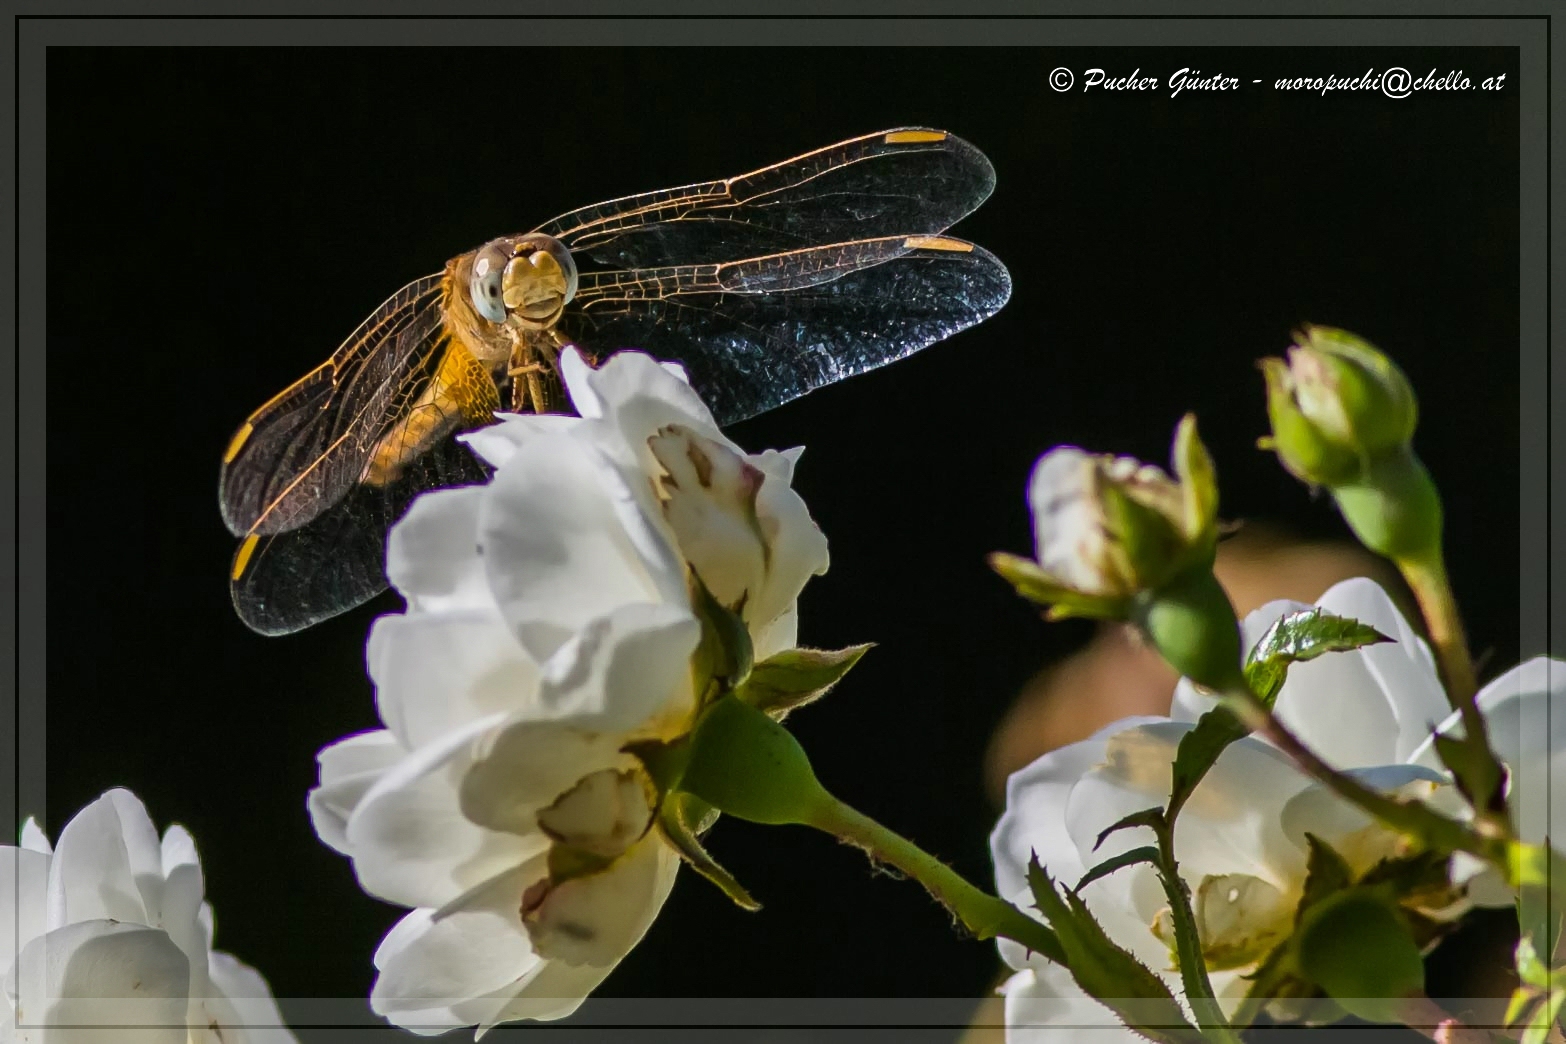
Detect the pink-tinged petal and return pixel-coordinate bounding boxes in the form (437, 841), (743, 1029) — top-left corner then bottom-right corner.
(480, 433), (685, 663)
(385, 487), (491, 613)
(746, 449), (829, 636)
(0, 848), (50, 968)
(1000, 963), (1141, 1042)
(371, 861), (544, 1026)
(308, 732), (404, 857)
(346, 713), (541, 910)
(201, 950), (297, 1044)
(368, 610), (540, 751)
(13, 920), (189, 1044)
(536, 601), (701, 736)
(47, 791), (162, 929)
(648, 425), (768, 611)
(459, 720), (627, 838)
(521, 838), (679, 969)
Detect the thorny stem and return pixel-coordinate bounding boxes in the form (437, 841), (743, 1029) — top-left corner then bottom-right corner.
(1220, 685), (1507, 866)
(805, 795), (1067, 966)
(1148, 812), (1245, 1044)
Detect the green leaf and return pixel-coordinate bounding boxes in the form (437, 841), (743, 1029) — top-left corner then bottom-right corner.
(987, 552), (1128, 620)
(1516, 934), (1549, 990)
(1094, 807), (1165, 852)
(1297, 834), (1355, 919)
(1167, 707), (1248, 820)
(688, 571), (754, 696)
(1076, 846), (1160, 892)
(1244, 607), (1392, 705)
(1172, 413), (1220, 544)
(656, 792), (758, 911)
(734, 644), (873, 720)
(1295, 889), (1424, 1025)
(1506, 986), (1539, 1028)
(1521, 988), (1565, 1044)
(1025, 858), (1206, 1044)
(1430, 730), (1506, 815)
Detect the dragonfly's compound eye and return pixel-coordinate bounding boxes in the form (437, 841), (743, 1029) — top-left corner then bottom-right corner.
(469, 244), (510, 324)
(502, 235), (579, 324)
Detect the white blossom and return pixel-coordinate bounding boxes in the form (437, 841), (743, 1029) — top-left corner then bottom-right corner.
(310, 348), (828, 1036)
(2, 789), (294, 1044)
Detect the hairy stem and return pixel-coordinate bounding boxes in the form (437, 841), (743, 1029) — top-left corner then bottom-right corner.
(806, 795), (1066, 965)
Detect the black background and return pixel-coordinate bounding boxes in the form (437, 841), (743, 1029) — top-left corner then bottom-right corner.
(46, 45), (1519, 1040)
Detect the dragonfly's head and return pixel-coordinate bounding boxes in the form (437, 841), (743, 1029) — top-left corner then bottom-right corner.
(468, 234), (579, 329)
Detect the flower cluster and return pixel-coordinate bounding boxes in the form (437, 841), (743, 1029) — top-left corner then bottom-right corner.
(309, 348), (829, 1035)
(992, 577), (1564, 1041)
(2, 789), (294, 1044)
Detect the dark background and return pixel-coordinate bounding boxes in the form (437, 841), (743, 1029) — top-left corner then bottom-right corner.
(46, 46), (1519, 1040)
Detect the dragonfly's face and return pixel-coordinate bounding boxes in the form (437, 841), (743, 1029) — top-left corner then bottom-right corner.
(468, 233), (579, 329)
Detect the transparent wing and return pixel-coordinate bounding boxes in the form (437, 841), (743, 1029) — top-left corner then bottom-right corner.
(557, 235), (1011, 425)
(533, 128), (995, 269)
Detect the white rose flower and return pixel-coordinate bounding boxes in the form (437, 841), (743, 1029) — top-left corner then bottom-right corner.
(991, 717), (1466, 1040)
(1171, 577), (1449, 767)
(1410, 656), (1566, 905)
(309, 348), (828, 1036)
(2, 789), (295, 1044)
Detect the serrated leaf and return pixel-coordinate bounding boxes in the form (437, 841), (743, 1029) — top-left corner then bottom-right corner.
(1168, 706), (1248, 819)
(734, 644), (872, 720)
(657, 793), (758, 911)
(1025, 857), (1205, 1044)
(1244, 608), (1391, 705)
(1077, 846), (1160, 892)
(1295, 888), (1424, 1025)
(1298, 834), (1354, 921)
(1093, 807), (1165, 853)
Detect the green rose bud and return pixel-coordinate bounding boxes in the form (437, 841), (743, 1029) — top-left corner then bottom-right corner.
(1259, 326), (1419, 486)
(989, 414), (1220, 621)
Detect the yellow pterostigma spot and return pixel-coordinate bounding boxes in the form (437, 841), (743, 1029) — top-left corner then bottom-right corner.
(903, 235), (974, 253)
(223, 422), (253, 464)
(884, 130), (947, 144)
(231, 534), (260, 582)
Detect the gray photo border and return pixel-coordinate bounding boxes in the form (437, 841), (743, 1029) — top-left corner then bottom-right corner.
(8, 7), (1556, 1040)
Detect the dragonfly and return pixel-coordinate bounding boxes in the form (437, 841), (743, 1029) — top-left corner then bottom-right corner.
(219, 127), (1011, 636)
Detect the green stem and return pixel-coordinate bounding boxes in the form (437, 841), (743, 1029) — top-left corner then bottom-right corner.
(1221, 684), (1505, 863)
(1399, 552), (1478, 707)
(803, 793), (1066, 965)
(1148, 814), (1244, 1044)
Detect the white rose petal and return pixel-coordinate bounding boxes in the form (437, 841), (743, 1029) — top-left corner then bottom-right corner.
(2, 791), (295, 1043)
